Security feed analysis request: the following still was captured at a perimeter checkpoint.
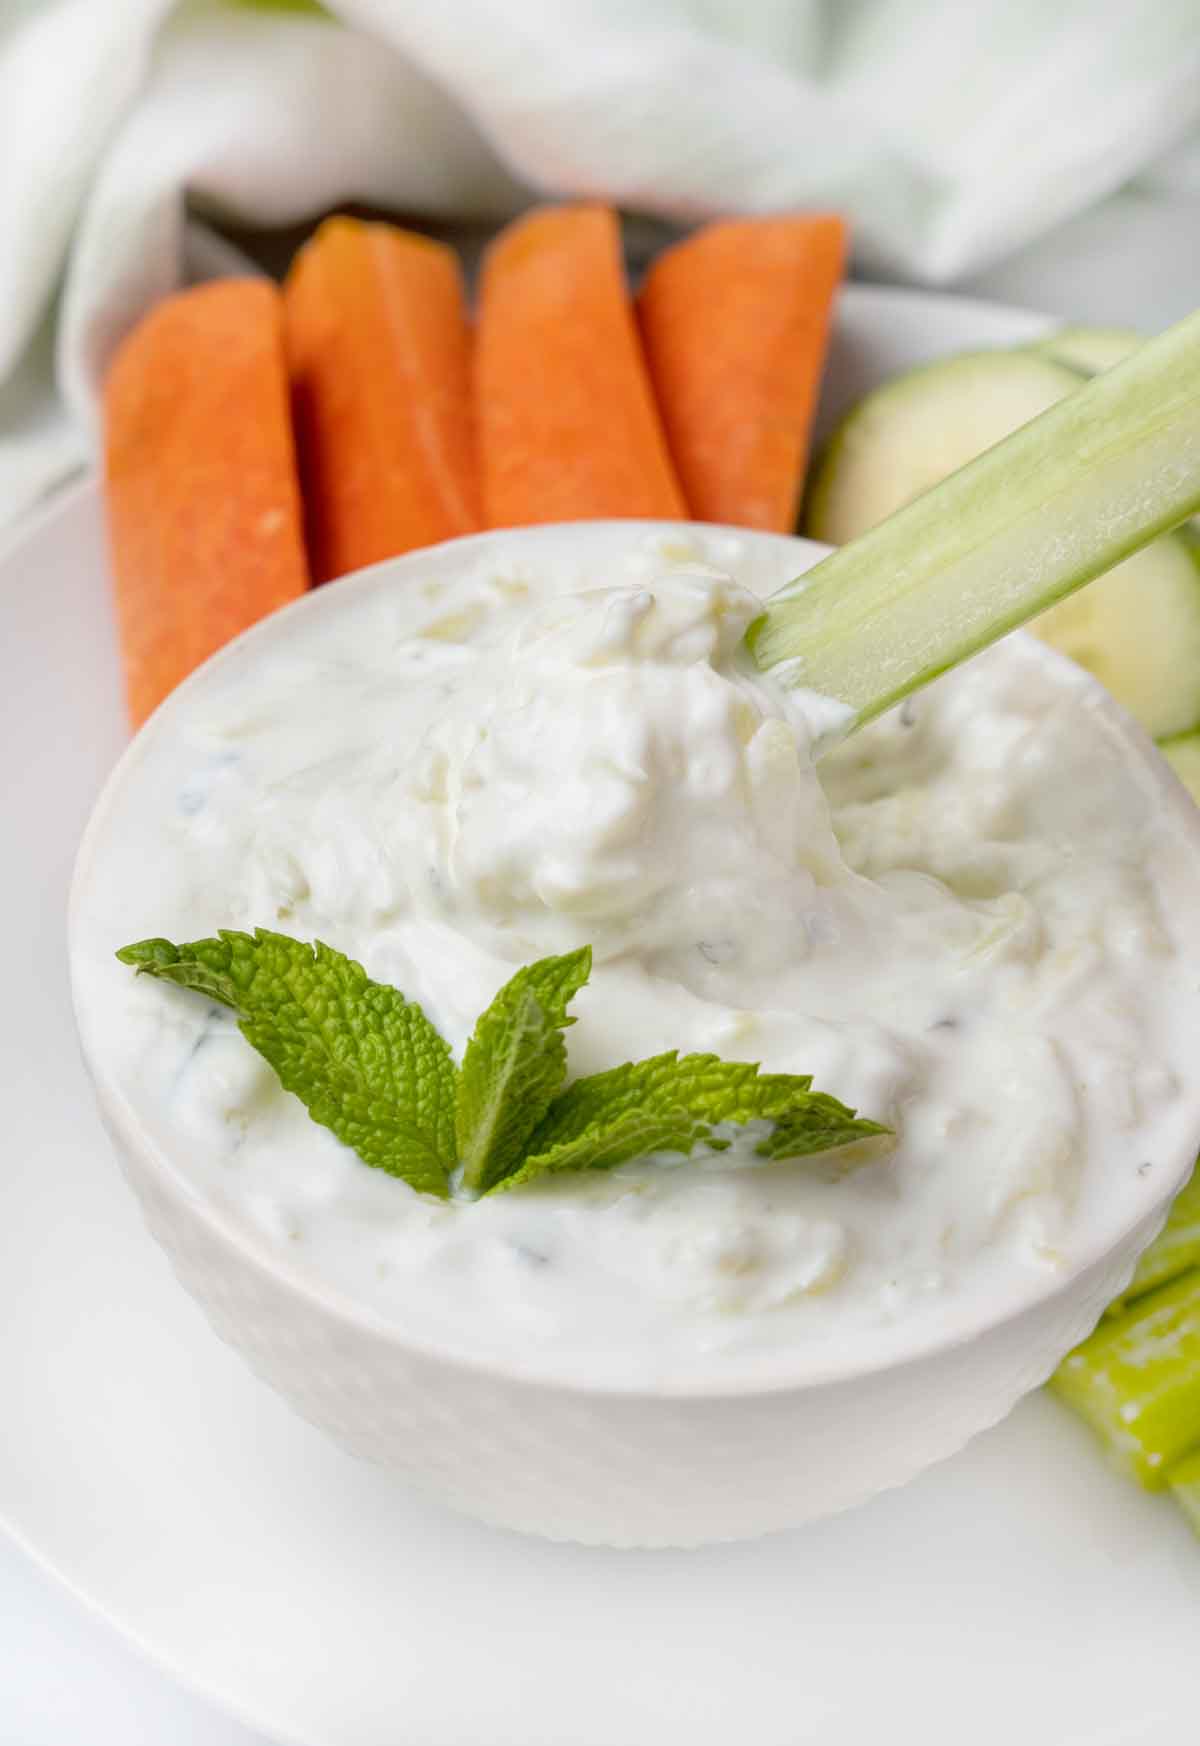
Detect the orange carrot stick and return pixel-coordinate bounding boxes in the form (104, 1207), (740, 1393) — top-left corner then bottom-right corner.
(638, 214), (847, 532)
(284, 217), (480, 582)
(103, 278), (309, 728)
(476, 203), (687, 526)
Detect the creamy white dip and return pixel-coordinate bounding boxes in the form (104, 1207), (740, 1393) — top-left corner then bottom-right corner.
(72, 527), (1200, 1387)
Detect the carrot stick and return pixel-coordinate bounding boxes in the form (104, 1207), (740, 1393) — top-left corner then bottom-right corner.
(476, 203), (687, 526)
(284, 217), (480, 582)
(638, 214), (847, 532)
(103, 279), (309, 728)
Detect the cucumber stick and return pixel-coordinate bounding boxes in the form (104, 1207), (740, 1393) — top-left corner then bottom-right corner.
(804, 346), (1200, 738)
(1049, 1269), (1200, 1487)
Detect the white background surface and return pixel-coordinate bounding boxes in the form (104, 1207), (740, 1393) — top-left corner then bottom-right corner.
(4, 240), (1200, 1744)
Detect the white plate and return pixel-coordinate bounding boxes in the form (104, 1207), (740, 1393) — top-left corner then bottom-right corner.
(4, 285), (1197, 1746)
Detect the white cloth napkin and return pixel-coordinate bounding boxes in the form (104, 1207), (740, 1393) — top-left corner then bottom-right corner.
(3, 0), (1200, 534)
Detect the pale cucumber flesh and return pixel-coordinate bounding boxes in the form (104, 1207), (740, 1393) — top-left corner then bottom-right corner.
(804, 346), (1200, 738)
(754, 308), (1200, 731)
(1032, 537), (1200, 739)
(806, 351), (1082, 545)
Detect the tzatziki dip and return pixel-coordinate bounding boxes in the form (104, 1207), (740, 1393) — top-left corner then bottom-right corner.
(71, 526), (1200, 1388)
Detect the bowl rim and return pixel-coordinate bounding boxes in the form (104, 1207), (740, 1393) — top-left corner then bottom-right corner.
(69, 519), (1200, 1401)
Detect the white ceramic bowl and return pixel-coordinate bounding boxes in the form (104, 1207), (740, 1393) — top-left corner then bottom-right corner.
(69, 522), (1200, 1548)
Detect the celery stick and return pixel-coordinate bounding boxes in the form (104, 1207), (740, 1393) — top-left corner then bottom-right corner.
(1169, 1448), (1200, 1537)
(1105, 1164), (1200, 1316)
(750, 308), (1200, 729)
(1050, 1270), (1200, 1487)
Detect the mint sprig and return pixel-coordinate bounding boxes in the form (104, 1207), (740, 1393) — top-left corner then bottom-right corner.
(117, 931), (890, 1198)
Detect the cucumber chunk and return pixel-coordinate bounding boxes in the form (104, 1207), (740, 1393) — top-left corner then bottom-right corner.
(1106, 1166), (1200, 1316)
(1161, 730), (1200, 805)
(1032, 326), (1142, 377)
(1033, 536), (1200, 739)
(806, 351), (1082, 545)
(805, 348), (1200, 739)
(1050, 1270), (1200, 1487)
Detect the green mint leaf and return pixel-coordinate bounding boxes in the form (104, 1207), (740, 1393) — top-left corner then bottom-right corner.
(500, 1104), (706, 1188)
(495, 1051), (769, 1191)
(755, 1097), (891, 1161)
(493, 1052), (885, 1193)
(455, 947), (592, 1194)
(117, 929), (457, 1198)
(116, 936), (242, 1009)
